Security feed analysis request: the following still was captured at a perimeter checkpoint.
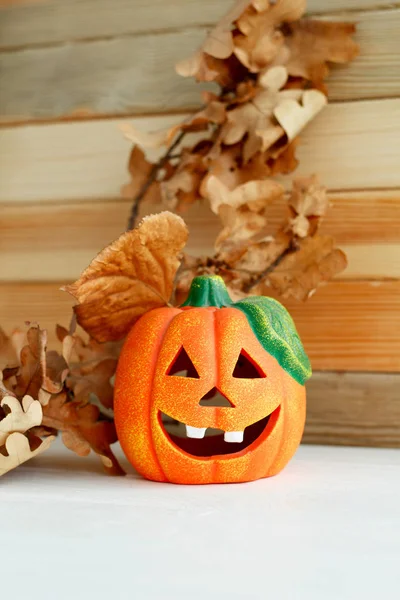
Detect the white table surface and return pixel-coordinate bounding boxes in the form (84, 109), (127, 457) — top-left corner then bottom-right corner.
(1, 442), (400, 600)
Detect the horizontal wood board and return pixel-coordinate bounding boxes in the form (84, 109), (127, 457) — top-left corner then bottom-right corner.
(304, 372), (400, 448)
(2, 189), (400, 243)
(1, 193), (400, 281)
(0, 1), (396, 48)
(1, 280), (399, 372)
(0, 8), (399, 121)
(1, 100), (399, 204)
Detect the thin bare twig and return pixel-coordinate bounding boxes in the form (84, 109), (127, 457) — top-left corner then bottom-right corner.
(126, 130), (187, 230)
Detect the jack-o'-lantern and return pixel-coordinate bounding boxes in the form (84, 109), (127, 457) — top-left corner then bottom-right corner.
(114, 275), (311, 484)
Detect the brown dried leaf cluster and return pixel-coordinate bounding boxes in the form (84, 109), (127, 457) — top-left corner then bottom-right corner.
(123, 0), (357, 211)
(121, 0), (356, 301)
(175, 175), (347, 302)
(0, 324), (124, 477)
(2, 1), (358, 477)
(176, 0), (358, 91)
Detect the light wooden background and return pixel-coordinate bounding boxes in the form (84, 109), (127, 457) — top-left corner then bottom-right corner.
(0, 0), (399, 447)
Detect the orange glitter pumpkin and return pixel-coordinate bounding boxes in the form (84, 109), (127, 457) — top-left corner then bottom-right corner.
(114, 276), (311, 484)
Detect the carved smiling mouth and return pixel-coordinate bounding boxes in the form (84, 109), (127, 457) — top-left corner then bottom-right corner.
(159, 405), (280, 458)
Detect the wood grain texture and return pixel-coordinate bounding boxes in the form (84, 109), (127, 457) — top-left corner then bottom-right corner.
(325, 9), (400, 100)
(279, 280), (400, 372)
(0, 0), (394, 48)
(1, 100), (399, 204)
(2, 190), (399, 244)
(1, 281), (399, 372)
(1, 237), (398, 281)
(338, 244), (400, 279)
(304, 372), (400, 447)
(0, 8), (398, 121)
(0, 1), (44, 7)
(1, 194), (399, 281)
(0, 29), (214, 120)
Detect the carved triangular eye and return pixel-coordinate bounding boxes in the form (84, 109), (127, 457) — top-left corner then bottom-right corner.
(167, 347), (200, 378)
(232, 350), (266, 379)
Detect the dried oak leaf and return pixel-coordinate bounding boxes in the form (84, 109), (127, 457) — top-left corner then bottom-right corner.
(0, 432), (55, 477)
(58, 329), (76, 366)
(0, 395), (42, 446)
(234, 0), (306, 72)
(206, 173), (284, 213)
(160, 151), (207, 212)
(230, 80), (258, 105)
(219, 67), (326, 162)
(175, 0), (251, 80)
(166, 101), (227, 143)
(121, 146), (161, 205)
(204, 174), (284, 248)
(200, 145), (257, 192)
(288, 175), (329, 238)
(0, 376), (12, 402)
(56, 325), (121, 365)
(0, 328), (25, 371)
(42, 392), (123, 476)
(13, 325), (46, 399)
(12, 325), (68, 403)
(267, 139), (299, 175)
(56, 326), (119, 411)
(273, 88), (327, 142)
(233, 230), (291, 274)
(67, 359), (117, 410)
(265, 235), (347, 300)
(44, 350), (70, 395)
(161, 170), (200, 212)
(0, 394), (54, 477)
(220, 66), (292, 161)
(64, 212), (189, 342)
(285, 20), (360, 92)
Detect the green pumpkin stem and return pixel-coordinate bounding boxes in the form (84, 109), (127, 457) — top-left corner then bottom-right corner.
(181, 275), (311, 385)
(181, 275), (232, 308)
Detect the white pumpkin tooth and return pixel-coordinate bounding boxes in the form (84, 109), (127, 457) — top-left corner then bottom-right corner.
(186, 425), (206, 439)
(224, 431), (244, 443)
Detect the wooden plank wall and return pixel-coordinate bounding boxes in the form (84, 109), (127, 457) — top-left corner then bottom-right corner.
(0, 0), (399, 447)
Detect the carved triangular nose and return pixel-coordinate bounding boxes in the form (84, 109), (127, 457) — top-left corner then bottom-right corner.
(199, 387), (234, 408)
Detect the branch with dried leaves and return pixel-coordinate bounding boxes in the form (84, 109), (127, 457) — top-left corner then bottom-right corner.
(0, 192), (344, 477)
(122, 0), (357, 299)
(0, 0), (358, 477)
